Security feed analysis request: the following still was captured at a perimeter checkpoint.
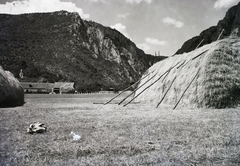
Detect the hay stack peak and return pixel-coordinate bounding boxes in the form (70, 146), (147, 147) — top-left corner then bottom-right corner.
(135, 36), (240, 109)
(0, 66), (25, 107)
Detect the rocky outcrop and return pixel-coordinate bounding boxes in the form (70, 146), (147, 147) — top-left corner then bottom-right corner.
(0, 11), (166, 92)
(175, 2), (240, 55)
(0, 66), (24, 107)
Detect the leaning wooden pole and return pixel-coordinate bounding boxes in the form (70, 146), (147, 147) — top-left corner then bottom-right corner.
(217, 29), (224, 41)
(173, 68), (201, 110)
(104, 70), (155, 105)
(176, 60), (186, 69)
(161, 69), (171, 83)
(123, 62), (181, 107)
(104, 86), (132, 105)
(156, 76), (177, 108)
(181, 49), (209, 68)
(123, 71), (169, 107)
(195, 39), (204, 50)
(192, 49), (209, 60)
(118, 73), (157, 105)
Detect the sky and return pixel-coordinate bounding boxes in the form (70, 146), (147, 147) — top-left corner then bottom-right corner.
(0, 0), (239, 56)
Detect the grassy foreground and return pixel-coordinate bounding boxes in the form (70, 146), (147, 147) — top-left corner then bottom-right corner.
(0, 94), (240, 166)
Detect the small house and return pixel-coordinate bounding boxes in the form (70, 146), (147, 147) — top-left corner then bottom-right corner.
(21, 82), (54, 93)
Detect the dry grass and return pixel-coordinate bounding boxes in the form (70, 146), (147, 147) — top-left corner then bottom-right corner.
(0, 66), (24, 107)
(0, 94), (240, 165)
(135, 37), (240, 109)
(204, 41), (240, 108)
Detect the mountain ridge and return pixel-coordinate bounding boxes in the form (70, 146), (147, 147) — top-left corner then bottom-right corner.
(175, 2), (240, 55)
(0, 10), (166, 92)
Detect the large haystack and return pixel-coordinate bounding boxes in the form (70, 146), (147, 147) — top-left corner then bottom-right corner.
(134, 36), (240, 109)
(0, 66), (24, 107)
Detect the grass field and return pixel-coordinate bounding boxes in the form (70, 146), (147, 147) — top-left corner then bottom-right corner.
(0, 93), (240, 166)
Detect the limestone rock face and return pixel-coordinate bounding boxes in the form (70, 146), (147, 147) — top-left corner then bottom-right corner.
(176, 2), (240, 55)
(0, 11), (166, 92)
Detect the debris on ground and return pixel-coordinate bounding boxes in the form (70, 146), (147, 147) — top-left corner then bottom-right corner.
(71, 131), (81, 140)
(27, 122), (47, 134)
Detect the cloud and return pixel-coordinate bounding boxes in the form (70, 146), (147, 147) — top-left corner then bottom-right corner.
(0, 0), (90, 19)
(117, 13), (130, 19)
(87, 0), (100, 2)
(162, 17), (184, 28)
(137, 37), (167, 54)
(145, 37), (167, 45)
(110, 23), (131, 38)
(125, 0), (153, 4)
(137, 43), (150, 52)
(214, 0), (239, 9)
(85, 0), (110, 3)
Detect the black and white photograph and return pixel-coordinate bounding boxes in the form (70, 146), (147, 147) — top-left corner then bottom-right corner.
(0, 0), (240, 165)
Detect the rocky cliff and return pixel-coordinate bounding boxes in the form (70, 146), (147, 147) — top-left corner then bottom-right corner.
(176, 2), (240, 55)
(0, 11), (166, 92)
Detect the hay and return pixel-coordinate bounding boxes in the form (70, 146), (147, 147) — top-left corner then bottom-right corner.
(134, 36), (240, 109)
(0, 66), (25, 107)
(203, 42), (240, 108)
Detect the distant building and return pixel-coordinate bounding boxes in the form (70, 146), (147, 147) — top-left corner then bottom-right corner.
(20, 82), (74, 94)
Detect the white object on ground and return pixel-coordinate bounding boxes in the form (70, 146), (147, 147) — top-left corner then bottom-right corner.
(71, 131), (81, 140)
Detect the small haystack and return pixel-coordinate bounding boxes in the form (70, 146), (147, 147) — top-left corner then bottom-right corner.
(134, 36), (240, 109)
(0, 66), (25, 107)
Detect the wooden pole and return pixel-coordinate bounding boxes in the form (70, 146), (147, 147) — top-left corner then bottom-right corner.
(173, 68), (201, 110)
(118, 73), (157, 105)
(192, 49), (208, 60)
(176, 60), (186, 69)
(217, 29), (224, 41)
(162, 60), (184, 83)
(161, 70), (171, 83)
(161, 62), (182, 82)
(104, 86), (132, 105)
(158, 60), (189, 107)
(156, 76), (177, 108)
(123, 62), (181, 107)
(181, 49), (208, 68)
(195, 39), (204, 50)
(104, 69), (155, 105)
